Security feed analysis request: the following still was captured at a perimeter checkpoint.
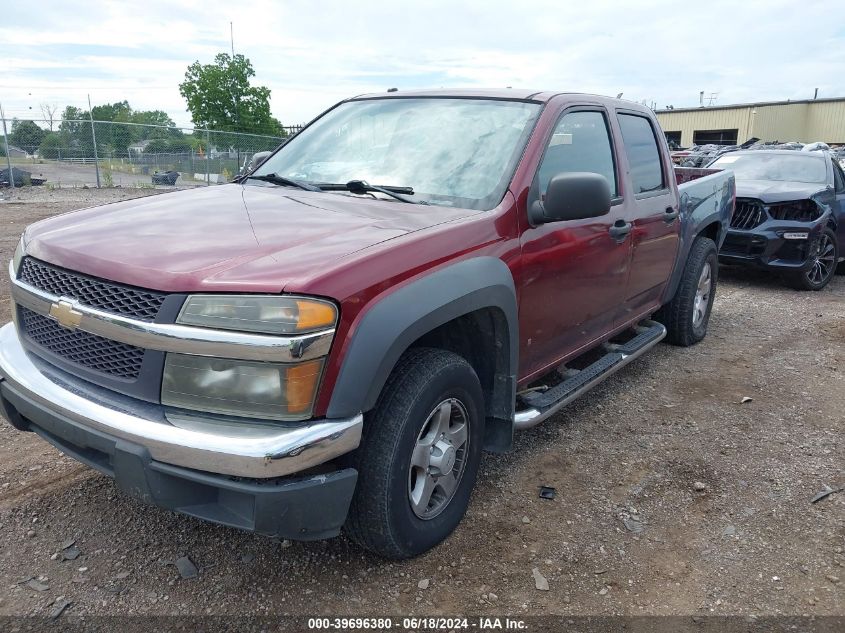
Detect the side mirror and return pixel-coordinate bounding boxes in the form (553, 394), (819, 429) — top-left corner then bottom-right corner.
(249, 151), (272, 170)
(529, 172), (612, 225)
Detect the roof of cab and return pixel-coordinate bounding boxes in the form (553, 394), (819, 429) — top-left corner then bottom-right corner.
(350, 88), (559, 102)
(349, 89), (655, 113)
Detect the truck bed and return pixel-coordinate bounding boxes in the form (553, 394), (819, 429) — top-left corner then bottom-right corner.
(661, 167), (735, 305)
(675, 166), (723, 186)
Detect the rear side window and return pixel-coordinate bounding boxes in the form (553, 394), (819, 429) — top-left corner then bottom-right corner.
(617, 114), (665, 194)
(536, 110), (617, 197)
(832, 159), (845, 194)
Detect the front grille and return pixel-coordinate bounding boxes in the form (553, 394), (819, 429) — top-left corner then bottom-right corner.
(18, 258), (165, 322)
(731, 199), (766, 230)
(20, 307), (144, 379)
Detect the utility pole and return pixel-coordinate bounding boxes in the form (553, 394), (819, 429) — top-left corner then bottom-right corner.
(88, 94), (101, 188)
(0, 103), (14, 189)
(205, 129), (210, 186)
(230, 21), (241, 166)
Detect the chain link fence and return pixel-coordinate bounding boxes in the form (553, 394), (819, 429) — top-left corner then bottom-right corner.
(1, 118), (302, 189)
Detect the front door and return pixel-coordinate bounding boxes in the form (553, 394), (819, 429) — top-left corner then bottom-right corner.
(615, 112), (681, 319)
(518, 108), (632, 380)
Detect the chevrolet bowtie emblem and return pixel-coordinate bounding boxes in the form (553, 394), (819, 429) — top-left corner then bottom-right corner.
(49, 299), (83, 330)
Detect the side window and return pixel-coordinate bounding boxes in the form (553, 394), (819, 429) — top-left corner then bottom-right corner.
(536, 111), (617, 198)
(832, 159), (845, 194)
(617, 114), (666, 194)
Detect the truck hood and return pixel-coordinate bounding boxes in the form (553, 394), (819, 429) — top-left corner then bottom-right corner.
(735, 180), (827, 204)
(23, 184), (477, 293)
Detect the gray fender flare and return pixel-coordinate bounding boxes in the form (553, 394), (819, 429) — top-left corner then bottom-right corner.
(327, 257), (518, 448)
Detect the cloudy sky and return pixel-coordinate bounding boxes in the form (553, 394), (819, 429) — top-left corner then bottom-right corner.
(3, 0), (845, 131)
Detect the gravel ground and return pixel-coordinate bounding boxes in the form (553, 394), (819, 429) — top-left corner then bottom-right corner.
(0, 188), (842, 621)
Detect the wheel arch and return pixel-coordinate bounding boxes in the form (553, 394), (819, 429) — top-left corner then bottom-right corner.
(662, 217), (724, 307)
(697, 220), (722, 245)
(327, 257), (518, 452)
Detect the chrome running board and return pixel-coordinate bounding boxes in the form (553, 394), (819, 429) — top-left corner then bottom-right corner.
(513, 320), (666, 430)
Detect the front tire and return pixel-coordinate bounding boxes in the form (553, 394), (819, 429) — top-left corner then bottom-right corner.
(785, 228), (838, 290)
(345, 348), (484, 559)
(657, 236), (718, 347)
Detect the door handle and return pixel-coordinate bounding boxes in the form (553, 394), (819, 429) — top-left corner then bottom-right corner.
(664, 206), (680, 222)
(608, 220), (632, 240)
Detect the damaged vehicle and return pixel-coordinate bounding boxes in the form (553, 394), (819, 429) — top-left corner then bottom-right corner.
(679, 138), (760, 168)
(708, 150), (845, 289)
(0, 91), (734, 558)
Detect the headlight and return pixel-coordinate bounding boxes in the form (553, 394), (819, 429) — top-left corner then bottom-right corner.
(162, 354), (324, 421)
(177, 295), (337, 334)
(12, 236), (25, 275)
(168, 294), (336, 420)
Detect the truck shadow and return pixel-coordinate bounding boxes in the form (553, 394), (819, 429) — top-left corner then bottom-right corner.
(717, 263), (799, 291)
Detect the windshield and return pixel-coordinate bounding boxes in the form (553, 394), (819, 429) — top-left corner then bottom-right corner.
(709, 153), (828, 184)
(253, 97), (541, 210)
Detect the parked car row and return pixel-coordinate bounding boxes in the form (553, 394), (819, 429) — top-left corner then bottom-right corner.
(672, 139), (841, 168)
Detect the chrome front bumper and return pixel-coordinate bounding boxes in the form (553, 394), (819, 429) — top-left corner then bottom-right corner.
(0, 323), (362, 478)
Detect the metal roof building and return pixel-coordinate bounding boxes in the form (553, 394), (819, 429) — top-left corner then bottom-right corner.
(655, 97), (845, 147)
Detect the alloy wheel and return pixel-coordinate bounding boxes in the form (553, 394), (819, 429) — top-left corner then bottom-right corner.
(806, 232), (836, 286)
(692, 261), (712, 328)
(407, 398), (470, 520)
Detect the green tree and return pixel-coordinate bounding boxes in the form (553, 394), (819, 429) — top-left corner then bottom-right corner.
(166, 137), (194, 153)
(179, 53), (284, 141)
(10, 120), (48, 154)
(144, 138), (170, 154)
(58, 106), (91, 158)
(38, 133), (63, 159)
(91, 100), (132, 123)
(58, 105), (84, 136)
(89, 102), (134, 155)
(131, 109), (175, 129)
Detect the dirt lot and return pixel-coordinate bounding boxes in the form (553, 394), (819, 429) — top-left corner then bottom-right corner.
(0, 188), (842, 621)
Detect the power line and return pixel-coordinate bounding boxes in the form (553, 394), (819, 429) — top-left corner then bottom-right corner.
(0, 84), (178, 90)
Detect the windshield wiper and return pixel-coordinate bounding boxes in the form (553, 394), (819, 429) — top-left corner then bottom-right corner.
(245, 173), (323, 192)
(318, 180), (427, 204)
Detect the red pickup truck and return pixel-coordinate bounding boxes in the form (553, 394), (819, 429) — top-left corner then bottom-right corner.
(0, 90), (734, 559)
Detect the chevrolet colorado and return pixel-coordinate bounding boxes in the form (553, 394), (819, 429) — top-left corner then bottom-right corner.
(0, 91), (734, 558)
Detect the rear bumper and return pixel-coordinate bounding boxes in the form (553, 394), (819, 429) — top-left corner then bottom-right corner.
(0, 321), (362, 539)
(718, 221), (825, 271)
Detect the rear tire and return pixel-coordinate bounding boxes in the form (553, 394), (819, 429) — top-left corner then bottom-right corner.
(656, 236), (718, 347)
(345, 348), (484, 559)
(784, 228), (838, 290)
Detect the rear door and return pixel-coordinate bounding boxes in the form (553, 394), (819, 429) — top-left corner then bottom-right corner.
(614, 111), (681, 320)
(518, 106), (632, 379)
